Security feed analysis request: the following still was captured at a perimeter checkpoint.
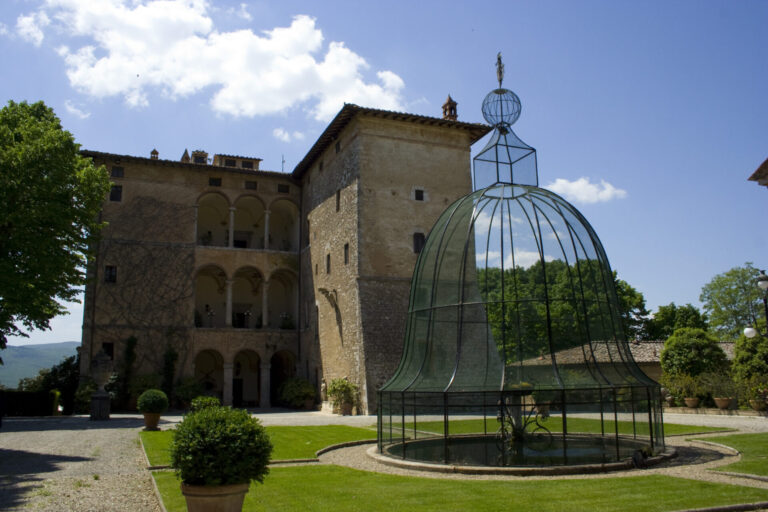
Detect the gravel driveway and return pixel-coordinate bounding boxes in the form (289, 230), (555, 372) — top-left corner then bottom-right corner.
(0, 416), (161, 512)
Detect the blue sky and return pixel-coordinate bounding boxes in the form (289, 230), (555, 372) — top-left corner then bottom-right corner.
(2, 0), (766, 345)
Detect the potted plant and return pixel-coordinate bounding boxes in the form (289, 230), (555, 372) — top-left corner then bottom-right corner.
(137, 389), (169, 430)
(741, 377), (768, 411)
(278, 377), (316, 410)
(676, 374), (702, 408)
(327, 378), (357, 415)
(701, 371), (737, 410)
(170, 406), (273, 512)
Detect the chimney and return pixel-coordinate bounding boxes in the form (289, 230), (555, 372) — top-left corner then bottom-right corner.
(150, 148), (159, 160)
(442, 95), (458, 121)
(181, 149), (190, 163)
(191, 150), (209, 165)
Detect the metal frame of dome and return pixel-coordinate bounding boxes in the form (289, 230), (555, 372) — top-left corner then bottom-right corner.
(377, 54), (665, 469)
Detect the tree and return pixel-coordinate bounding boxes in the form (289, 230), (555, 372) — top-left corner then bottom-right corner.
(731, 317), (768, 382)
(0, 101), (110, 361)
(700, 263), (763, 340)
(613, 274), (649, 341)
(17, 354), (80, 414)
(660, 327), (728, 377)
(644, 302), (708, 340)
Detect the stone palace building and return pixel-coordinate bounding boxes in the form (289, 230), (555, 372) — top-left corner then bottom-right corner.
(79, 99), (490, 413)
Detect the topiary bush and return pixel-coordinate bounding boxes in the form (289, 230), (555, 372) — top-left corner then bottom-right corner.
(278, 377), (315, 408)
(660, 328), (729, 377)
(190, 395), (220, 412)
(137, 389), (169, 414)
(170, 406), (273, 486)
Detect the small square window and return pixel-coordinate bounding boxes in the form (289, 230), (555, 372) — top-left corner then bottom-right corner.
(101, 342), (114, 359)
(109, 185), (122, 202)
(277, 184), (290, 194)
(245, 181), (257, 190)
(415, 189), (424, 201)
(111, 166), (124, 178)
(335, 141), (341, 153)
(224, 158), (236, 167)
(413, 232), (425, 254)
(104, 265), (117, 283)
(194, 155), (206, 164)
(209, 177), (222, 187)
(241, 160), (254, 169)
(344, 243), (349, 265)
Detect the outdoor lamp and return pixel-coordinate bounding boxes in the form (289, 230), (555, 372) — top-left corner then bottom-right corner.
(743, 269), (768, 338)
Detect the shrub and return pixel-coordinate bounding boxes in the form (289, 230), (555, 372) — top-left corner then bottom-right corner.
(190, 395), (220, 412)
(278, 378), (315, 408)
(137, 389), (169, 414)
(74, 378), (97, 414)
(660, 328), (729, 377)
(662, 373), (703, 400)
(700, 371), (737, 398)
(738, 375), (768, 403)
(327, 378), (357, 407)
(170, 407), (273, 486)
(174, 377), (205, 408)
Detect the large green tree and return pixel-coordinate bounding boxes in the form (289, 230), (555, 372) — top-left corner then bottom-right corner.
(644, 302), (708, 341)
(0, 101), (109, 361)
(699, 263), (763, 340)
(659, 327), (728, 377)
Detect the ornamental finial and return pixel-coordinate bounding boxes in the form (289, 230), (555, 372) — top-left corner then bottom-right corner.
(496, 52), (504, 88)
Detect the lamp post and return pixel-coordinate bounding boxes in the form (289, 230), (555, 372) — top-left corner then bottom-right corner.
(743, 269), (768, 339)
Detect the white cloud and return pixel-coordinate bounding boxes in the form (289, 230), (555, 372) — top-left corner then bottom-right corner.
(236, 3), (252, 21)
(273, 128), (305, 142)
(64, 99), (90, 119)
(21, 2), (404, 121)
(16, 11), (50, 46)
(0, 23), (9, 36)
(545, 177), (627, 204)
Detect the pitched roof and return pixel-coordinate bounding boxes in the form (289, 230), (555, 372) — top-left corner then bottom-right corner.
(749, 157), (768, 185)
(81, 150), (295, 181)
(291, 103), (491, 179)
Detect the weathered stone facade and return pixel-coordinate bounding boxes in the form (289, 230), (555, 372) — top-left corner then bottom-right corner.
(81, 105), (489, 413)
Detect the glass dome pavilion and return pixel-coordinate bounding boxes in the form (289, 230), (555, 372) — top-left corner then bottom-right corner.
(377, 55), (665, 469)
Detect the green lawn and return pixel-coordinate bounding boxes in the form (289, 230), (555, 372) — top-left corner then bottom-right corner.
(698, 432), (768, 476)
(153, 466), (768, 512)
(140, 425), (377, 466)
(407, 417), (728, 437)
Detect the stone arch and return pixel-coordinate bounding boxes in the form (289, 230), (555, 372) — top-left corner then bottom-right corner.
(267, 269), (298, 329)
(233, 350), (260, 407)
(268, 198), (299, 251)
(231, 266), (265, 328)
(233, 195), (267, 249)
(197, 192), (230, 247)
(194, 265), (227, 328)
(194, 349), (224, 400)
(270, 350), (296, 406)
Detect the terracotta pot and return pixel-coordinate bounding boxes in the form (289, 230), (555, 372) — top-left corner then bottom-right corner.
(143, 413), (161, 431)
(683, 397), (700, 409)
(713, 397), (732, 410)
(340, 402), (353, 416)
(749, 399), (767, 411)
(181, 482), (249, 512)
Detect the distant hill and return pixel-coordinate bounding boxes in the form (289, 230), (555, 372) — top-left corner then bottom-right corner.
(0, 342), (80, 388)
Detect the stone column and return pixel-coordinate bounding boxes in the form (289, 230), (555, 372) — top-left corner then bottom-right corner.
(264, 210), (271, 250)
(260, 361), (271, 408)
(261, 280), (269, 328)
(225, 279), (233, 327)
(223, 362), (234, 406)
(228, 207), (235, 248)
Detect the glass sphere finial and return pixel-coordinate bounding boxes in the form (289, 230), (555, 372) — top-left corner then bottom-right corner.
(482, 88), (521, 126)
